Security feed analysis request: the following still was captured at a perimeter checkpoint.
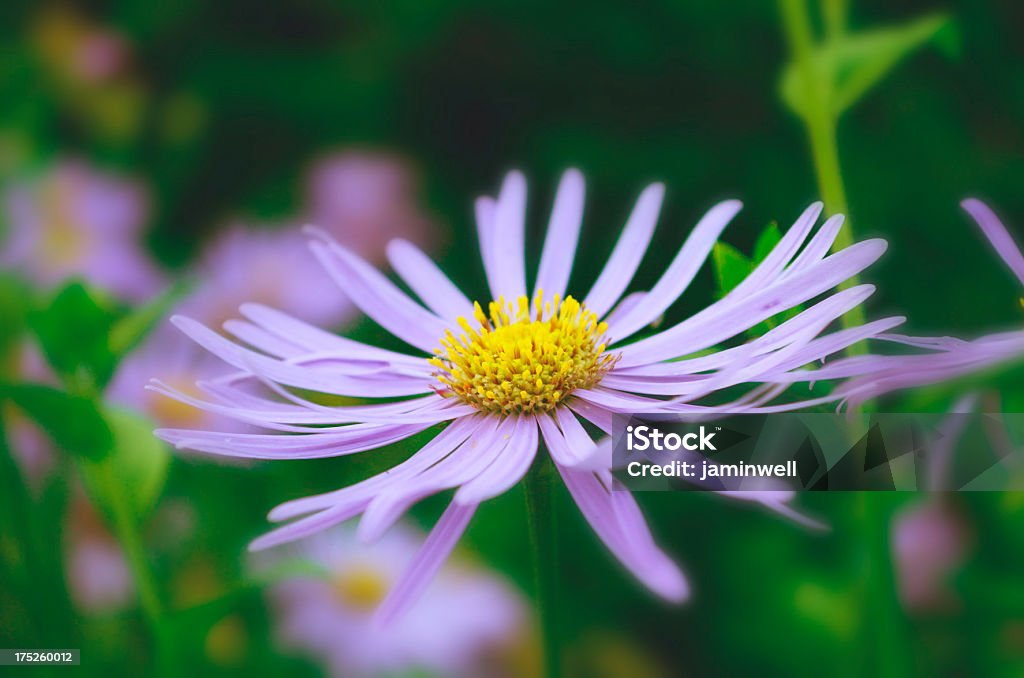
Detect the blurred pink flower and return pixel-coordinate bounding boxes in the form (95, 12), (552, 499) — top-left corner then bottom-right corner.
(892, 500), (970, 613)
(5, 343), (59, 491)
(1, 160), (164, 301)
(65, 498), (134, 614)
(112, 225), (357, 428)
(178, 224), (358, 331)
(73, 29), (128, 83)
(264, 524), (529, 678)
(31, 6), (130, 85)
(305, 151), (437, 264)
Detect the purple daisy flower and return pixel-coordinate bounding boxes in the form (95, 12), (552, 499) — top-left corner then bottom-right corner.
(1, 159), (165, 301)
(838, 199), (1024, 407)
(153, 170), (899, 622)
(262, 523), (529, 677)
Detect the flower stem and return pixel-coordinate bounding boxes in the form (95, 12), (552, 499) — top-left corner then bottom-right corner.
(89, 458), (178, 675)
(855, 492), (911, 678)
(524, 456), (561, 678)
(778, 0), (867, 346)
(778, 2), (911, 674)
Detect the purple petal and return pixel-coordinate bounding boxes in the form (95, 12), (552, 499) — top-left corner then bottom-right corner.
(455, 414), (538, 504)
(356, 417), (507, 542)
(156, 421), (431, 460)
(726, 202), (822, 299)
(387, 239), (475, 321)
(534, 168), (585, 300)
(490, 171), (528, 300)
(238, 303), (425, 365)
(308, 233), (449, 352)
(616, 239), (888, 367)
(585, 183), (665, 317)
(373, 500), (478, 627)
(607, 200), (742, 341)
(557, 465), (688, 602)
(267, 415), (484, 521)
(962, 198), (1024, 288)
(474, 196), (500, 297)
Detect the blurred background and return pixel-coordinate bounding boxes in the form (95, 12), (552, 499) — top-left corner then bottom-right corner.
(1, 1), (1023, 676)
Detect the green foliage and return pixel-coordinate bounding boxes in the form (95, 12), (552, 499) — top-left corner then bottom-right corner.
(711, 241), (749, 298)
(27, 281), (185, 393)
(712, 222), (801, 337)
(28, 282), (122, 392)
(0, 274), (30, 368)
(2, 383), (113, 460)
(78, 407), (170, 519)
(781, 11), (957, 122)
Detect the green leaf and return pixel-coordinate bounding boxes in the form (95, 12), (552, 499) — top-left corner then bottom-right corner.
(28, 282), (121, 392)
(753, 222), (783, 263)
(0, 274), (31, 373)
(712, 242), (751, 298)
(79, 407), (170, 520)
(830, 14), (955, 115)
(712, 223), (806, 338)
(2, 383), (114, 459)
(780, 13), (955, 119)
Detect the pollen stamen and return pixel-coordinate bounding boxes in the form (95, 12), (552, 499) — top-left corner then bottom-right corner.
(429, 292), (617, 415)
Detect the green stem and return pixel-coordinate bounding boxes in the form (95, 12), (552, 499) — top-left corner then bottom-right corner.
(778, 3), (910, 675)
(524, 457), (561, 678)
(82, 451), (177, 675)
(99, 460), (164, 626)
(779, 0), (867, 343)
(855, 492), (911, 678)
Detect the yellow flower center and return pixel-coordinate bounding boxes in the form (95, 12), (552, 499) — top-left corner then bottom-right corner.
(429, 292), (617, 415)
(332, 564), (390, 611)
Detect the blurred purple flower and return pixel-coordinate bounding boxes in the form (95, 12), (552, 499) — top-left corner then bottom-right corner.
(153, 170), (900, 622)
(1, 160), (164, 301)
(65, 498), (134, 614)
(892, 500), (970, 613)
(111, 225), (360, 429)
(838, 199), (1024, 407)
(5, 343), (60, 491)
(178, 224), (358, 330)
(31, 6), (129, 85)
(305, 151), (437, 265)
(263, 524), (529, 678)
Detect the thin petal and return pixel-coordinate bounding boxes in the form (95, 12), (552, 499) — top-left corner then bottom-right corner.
(534, 169), (585, 300)
(387, 239), (475, 321)
(356, 416), (508, 542)
(585, 183), (665, 317)
(491, 171), (528, 300)
(308, 234), (448, 352)
(616, 239), (888, 367)
(725, 202), (822, 298)
(475, 196), (499, 297)
(267, 415), (483, 521)
(238, 303), (424, 365)
(455, 414), (538, 504)
(962, 198), (1024, 287)
(171, 316), (431, 398)
(557, 465), (688, 602)
(373, 500), (478, 627)
(607, 200), (742, 341)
